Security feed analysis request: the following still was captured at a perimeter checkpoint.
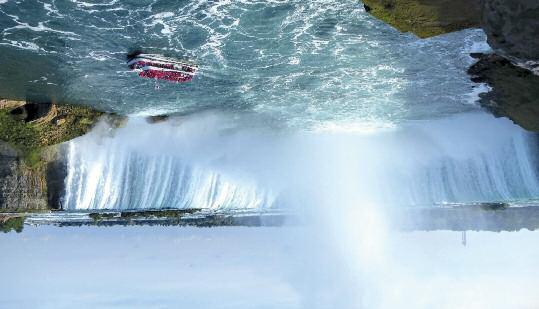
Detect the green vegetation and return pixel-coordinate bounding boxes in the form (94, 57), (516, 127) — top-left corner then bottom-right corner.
(0, 100), (104, 169)
(88, 212), (118, 221)
(0, 216), (25, 233)
(0, 109), (40, 157)
(362, 0), (480, 38)
(3, 208), (52, 213)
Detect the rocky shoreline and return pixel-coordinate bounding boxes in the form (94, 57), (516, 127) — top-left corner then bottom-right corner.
(362, 0), (539, 131)
(361, 0), (539, 65)
(468, 53), (539, 131)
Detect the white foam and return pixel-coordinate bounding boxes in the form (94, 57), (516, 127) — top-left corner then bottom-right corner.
(151, 12), (174, 19)
(466, 83), (491, 105)
(313, 120), (395, 134)
(70, 0), (119, 8)
(0, 40), (41, 51)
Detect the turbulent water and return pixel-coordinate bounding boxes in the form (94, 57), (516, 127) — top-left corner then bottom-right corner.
(1, 0), (488, 124)
(1, 0), (538, 210)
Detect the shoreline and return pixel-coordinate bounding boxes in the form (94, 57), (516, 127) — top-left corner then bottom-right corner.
(3, 202), (539, 232)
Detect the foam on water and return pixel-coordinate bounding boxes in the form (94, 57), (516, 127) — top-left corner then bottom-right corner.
(0, 0), (487, 128)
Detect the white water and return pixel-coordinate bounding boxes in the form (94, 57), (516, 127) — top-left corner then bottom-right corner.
(63, 111), (539, 210)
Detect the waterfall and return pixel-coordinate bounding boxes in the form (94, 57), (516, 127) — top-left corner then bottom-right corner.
(62, 112), (539, 210)
(62, 115), (276, 210)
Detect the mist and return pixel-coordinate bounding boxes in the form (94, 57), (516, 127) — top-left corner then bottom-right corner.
(3, 110), (529, 308)
(64, 110), (538, 210)
(1, 225), (538, 309)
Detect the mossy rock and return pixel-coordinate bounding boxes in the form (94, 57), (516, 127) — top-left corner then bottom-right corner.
(362, 0), (481, 38)
(0, 216), (25, 233)
(0, 100), (108, 169)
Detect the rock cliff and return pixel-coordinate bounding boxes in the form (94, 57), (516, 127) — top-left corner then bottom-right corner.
(0, 100), (115, 210)
(361, 0), (539, 68)
(468, 54), (539, 132)
(481, 0), (539, 73)
(361, 0), (539, 131)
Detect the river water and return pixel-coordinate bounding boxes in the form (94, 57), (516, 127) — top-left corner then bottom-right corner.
(2, 0), (486, 122)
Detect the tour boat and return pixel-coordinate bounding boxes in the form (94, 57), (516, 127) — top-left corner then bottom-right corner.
(127, 53), (198, 83)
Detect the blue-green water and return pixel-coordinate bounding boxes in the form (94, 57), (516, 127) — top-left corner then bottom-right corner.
(1, 0), (488, 128)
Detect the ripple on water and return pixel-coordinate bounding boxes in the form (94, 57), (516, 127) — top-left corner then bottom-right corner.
(0, 0), (488, 129)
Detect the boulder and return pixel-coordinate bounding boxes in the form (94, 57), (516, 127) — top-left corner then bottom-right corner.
(468, 53), (539, 131)
(481, 0), (539, 73)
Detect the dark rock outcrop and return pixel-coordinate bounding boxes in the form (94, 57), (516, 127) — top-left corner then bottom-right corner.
(361, 0), (539, 131)
(46, 155), (67, 210)
(361, 0), (538, 69)
(9, 103), (52, 122)
(146, 114), (170, 124)
(468, 53), (539, 131)
(481, 0), (539, 73)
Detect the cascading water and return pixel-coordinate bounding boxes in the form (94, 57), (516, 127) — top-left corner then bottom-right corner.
(63, 116), (277, 210)
(63, 145), (275, 211)
(62, 112), (539, 210)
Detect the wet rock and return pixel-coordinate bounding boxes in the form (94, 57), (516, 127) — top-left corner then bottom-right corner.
(481, 0), (539, 73)
(468, 53), (539, 132)
(146, 114), (169, 124)
(46, 152), (67, 210)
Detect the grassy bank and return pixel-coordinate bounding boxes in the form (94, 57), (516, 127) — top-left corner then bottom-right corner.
(362, 0), (481, 38)
(0, 100), (104, 169)
(0, 215), (25, 233)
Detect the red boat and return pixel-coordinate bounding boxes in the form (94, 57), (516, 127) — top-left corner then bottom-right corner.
(127, 54), (197, 83)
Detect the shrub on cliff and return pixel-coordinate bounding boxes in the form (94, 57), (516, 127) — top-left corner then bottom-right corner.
(0, 100), (104, 168)
(0, 216), (25, 233)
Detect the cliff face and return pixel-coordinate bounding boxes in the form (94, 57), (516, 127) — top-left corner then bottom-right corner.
(468, 54), (539, 132)
(482, 0), (539, 73)
(0, 141), (51, 210)
(361, 0), (539, 131)
(361, 0), (538, 67)
(0, 100), (108, 210)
